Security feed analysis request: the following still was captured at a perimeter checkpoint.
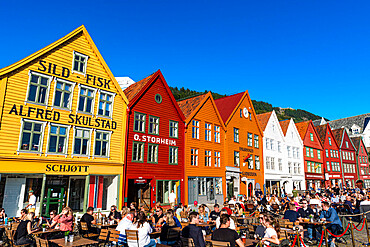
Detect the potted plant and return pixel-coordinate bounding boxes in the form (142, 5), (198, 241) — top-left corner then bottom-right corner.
(64, 231), (70, 242)
(42, 224), (46, 232)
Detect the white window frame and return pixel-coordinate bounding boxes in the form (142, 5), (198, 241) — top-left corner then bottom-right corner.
(169, 120), (178, 138)
(234, 151), (240, 167)
(191, 148), (199, 166)
(71, 51), (89, 76)
(214, 125), (220, 143)
(52, 77), (76, 111)
(17, 118), (46, 155)
(192, 120), (199, 139)
(205, 123), (212, 141)
(214, 151), (220, 167)
(25, 71), (53, 106)
(97, 89), (116, 118)
(45, 123), (71, 157)
(93, 129), (112, 158)
(71, 126), (92, 157)
(76, 84), (97, 115)
(205, 150), (211, 166)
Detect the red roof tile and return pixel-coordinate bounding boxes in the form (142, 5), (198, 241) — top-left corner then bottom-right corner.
(351, 136), (361, 150)
(314, 124), (327, 145)
(295, 121), (310, 140)
(279, 119), (290, 135)
(256, 112), (273, 131)
(331, 128), (344, 146)
(177, 93), (208, 119)
(214, 92), (244, 123)
(123, 72), (156, 101)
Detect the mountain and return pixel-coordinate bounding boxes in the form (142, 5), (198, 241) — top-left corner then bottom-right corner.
(170, 87), (325, 123)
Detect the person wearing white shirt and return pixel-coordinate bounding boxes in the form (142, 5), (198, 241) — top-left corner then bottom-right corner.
(116, 211), (135, 244)
(168, 190), (177, 207)
(215, 209), (236, 230)
(129, 211), (156, 247)
(26, 190), (36, 213)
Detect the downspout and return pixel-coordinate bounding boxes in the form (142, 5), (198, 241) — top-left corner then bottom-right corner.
(0, 77), (9, 130)
(340, 148), (345, 189)
(123, 107), (130, 206)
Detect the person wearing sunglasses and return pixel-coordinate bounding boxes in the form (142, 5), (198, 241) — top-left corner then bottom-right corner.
(152, 207), (164, 226)
(108, 205), (122, 223)
(46, 210), (57, 229)
(255, 214), (266, 239)
(298, 200), (315, 244)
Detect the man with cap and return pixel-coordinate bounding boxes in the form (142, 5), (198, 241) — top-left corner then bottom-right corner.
(26, 190), (36, 213)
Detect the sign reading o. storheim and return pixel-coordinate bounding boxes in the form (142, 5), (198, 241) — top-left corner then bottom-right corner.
(133, 133), (177, 146)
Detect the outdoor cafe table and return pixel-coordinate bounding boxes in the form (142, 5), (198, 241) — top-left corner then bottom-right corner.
(299, 220), (331, 226)
(196, 222), (214, 227)
(33, 228), (60, 236)
(205, 235), (259, 247)
(92, 223), (117, 228)
(280, 227), (307, 234)
(49, 236), (98, 247)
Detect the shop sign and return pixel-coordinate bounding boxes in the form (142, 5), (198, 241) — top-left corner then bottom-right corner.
(133, 134), (176, 146)
(46, 164), (89, 173)
(306, 174), (324, 179)
(9, 104), (117, 130)
(239, 147), (253, 153)
(134, 179), (147, 184)
(241, 172), (257, 176)
(38, 60), (111, 89)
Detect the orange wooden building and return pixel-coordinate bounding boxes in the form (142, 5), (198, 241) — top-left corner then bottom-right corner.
(214, 91), (264, 198)
(178, 92), (226, 205)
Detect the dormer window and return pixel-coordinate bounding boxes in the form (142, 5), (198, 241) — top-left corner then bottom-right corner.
(72, 51), (88, 75)
(345, 141), (349, 148)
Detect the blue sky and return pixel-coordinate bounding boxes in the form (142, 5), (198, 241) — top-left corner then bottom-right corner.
(1, 1), (369, 120)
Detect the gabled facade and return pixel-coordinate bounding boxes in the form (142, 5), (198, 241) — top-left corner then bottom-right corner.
(0, 26), (128, 217)
(123, 70), (185, 208)
(332, 129), (358, 188)
(178, 92), (226, 205)
(351, 137), (369, 188)
(215, 91), (264, 198)
(296, 121), (324, 190)
(257, 111), (287, 195)
(280, 119), (305, 192)
(315, 124), (342, 188)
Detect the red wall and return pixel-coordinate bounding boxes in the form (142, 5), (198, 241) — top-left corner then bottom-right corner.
(321, 125), (342, 185)
(341, 131), (358, 184)
(303, 122), (324, 182)
(358, 139), (370, 181)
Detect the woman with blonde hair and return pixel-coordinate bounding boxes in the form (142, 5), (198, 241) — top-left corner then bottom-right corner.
(198, 205), (208, 223)
(159, 212), (177, 245)
(51, 207), (73, 238)
(14, 212), (37, 245)
(262, 214), (280, 246)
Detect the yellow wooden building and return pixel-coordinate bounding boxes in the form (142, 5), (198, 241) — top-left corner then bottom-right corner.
(0, 26), (128, 217)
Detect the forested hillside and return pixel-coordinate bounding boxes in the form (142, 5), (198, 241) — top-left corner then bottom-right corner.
(170, 87), (325, 122)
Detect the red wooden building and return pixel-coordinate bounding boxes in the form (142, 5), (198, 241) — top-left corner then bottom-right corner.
(351, 137), (370, 188)
(315, 124), (343, 188)
(296, 121), (324, 190)
(123, 70), (185, 208)
(332, 129), (358, 188)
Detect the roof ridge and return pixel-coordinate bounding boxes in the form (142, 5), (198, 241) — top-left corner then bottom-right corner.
(177, 92), (208, 102)
(330, 113), (370, 122)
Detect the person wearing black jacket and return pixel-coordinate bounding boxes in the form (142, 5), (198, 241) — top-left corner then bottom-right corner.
(298, 199), (315, 243)
(108, 205), (122, 223)
(181, 212), (205, 247)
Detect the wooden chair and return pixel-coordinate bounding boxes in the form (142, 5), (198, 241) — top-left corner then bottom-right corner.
(98, 228), (111, 246)
(35, 236), (49, 247)
(166, 227), (180, 242)
(125, 229), (139, 247)
(11, 222), (20, 231)
(5, 227), (28, 247)
(180, 237), (195, 247)
(209, 240), (230, 247)
(80, 221), (99, 239)
(246, 225), (255, 238)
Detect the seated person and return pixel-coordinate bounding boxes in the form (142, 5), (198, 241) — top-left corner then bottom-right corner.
(46, 210), (57, 229)
(215, 209), (236, 229)
(209, 204), (220, 222)
(108, 205), (122, 223)
(116, 209), (135, 245)
(198, 205), (209, 223)
(166, 209), (182, 228)
(212, 214), (243, 247)
(80, 207), (99, 234)
(14, 212), (37, 246)
(160, 212), (179, 245)
(298, 200), (314, 243)
(320, 202), (343, 247)
(152, 207), (164, 226)
(262, 214), (280, 247)
(344, 196), (356, 214)
(283, 203), (304, 239)
(14, 209), (27, 222)
(181, 212), (206, 247)
(255, 214), (266, 239)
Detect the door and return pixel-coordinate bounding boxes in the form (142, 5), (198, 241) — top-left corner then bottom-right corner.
(207, 178), (215, 201)
(188, 178), (197, 204)
(44, 187), (65, 216)
(3, 178), (26, 217)
(139, 183), (151, 209)
(227, 180), (234, 199)
(248, 183), (253, 197)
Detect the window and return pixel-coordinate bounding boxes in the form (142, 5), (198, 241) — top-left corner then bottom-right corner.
(327, 161), (330, 172)
(288, 162), (292, 174)
(169, 121), (178, 138)
(288, 146), (292, 158)
(98, 91), (114, 117)
(294, 163), (298, 174)
(266, 138), (270, 150)
(149, 116), (159, 135)
(330, 150), (333, 158)
(255, 156), (260, 170)
(132, 142), (144, 162)
(298, 163), (301, 174)
(278, 158), (282, 171)
(326, 149), (329, 158)
(277, 141), (281, 152)
(328, 137), (332, 146)
(78, 86), (96, 114)
(155, 94), (162, 104)
(254, 135), (259, 148)
(205, 150), (211, 166)
(310, 148), (314, 158)
(234, 151), (240, 167)
(271, 157), (275, 170)
(94, 130), (110, 157)
(205, 123), (212, 141)
(270, 139), (274, 150)
(307, 161), (311, 173)
(48, 124), (68, 154)
(72, 51), (88, 74)
(345, 141), (349, 148)
(134, 112), (146, 133)
(214, 125), (220, 143)
(169, 146), (178, 165)
(317, 150), (321, 160)
(156, 180), (178, 204)
(192, 120), (199, 139)
(19, 120), (45, 152)
(73, 128), (91, 155)
(191, 148), (199, 166)
(306, 147), (310, 157)
(234, 128), (239, 142)
(214, 151), (220, 167)
(248, 155), (254, 169)
(215, 178), (223, 194)
(53, 79), (74, 109)
(266, 157), (271, 169)
(310, 133), (314, 141)
(27, 71), (51, 105)
(247, 133), (253, 146)
(147, 144), (158, 163)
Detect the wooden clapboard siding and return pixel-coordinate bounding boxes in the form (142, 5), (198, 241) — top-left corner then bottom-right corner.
(125, 71), (185, 207)
(181, 93), (226, 204)
(0, 26), (128, 166)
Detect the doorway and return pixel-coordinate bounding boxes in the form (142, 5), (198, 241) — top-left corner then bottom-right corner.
(42, 176), (68, 216)
(127, 179), (151, 209)
(227, 180), (234, 199)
